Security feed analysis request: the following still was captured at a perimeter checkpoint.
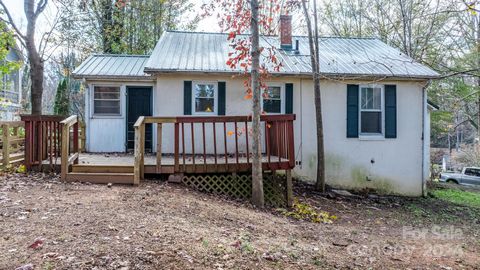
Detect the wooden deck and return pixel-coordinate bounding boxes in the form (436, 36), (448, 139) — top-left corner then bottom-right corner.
(23, 114), (296, 186)
(20, 114), (296, 206)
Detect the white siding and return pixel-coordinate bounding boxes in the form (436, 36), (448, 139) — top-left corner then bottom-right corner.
(85, 73), (428, 196)
(154, 74), (426, 196)
(85, 81), (155, 152)
(298, 79), (425, 196)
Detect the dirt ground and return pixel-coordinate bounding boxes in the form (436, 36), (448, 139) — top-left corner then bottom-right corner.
(1, 173), (479, 270)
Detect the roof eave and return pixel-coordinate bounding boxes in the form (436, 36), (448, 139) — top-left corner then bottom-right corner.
(72, 73), (155, 81)
(144, 68), (440, 80)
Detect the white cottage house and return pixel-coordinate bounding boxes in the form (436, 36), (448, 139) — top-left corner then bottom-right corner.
(1, 46), (23, 120)
(73, 16), (439, 196)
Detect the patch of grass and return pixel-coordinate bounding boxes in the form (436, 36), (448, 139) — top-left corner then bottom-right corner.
(406, 203), (429, 218)
(430, 188), (480, 208)
(279, 199), (338, 223)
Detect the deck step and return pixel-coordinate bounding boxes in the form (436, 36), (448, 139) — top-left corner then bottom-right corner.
(71, 164), (134, 173)
(65, 172), (135, 184)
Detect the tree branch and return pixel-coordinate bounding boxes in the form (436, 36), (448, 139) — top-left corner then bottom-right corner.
(0, 1), (26, 41)
(35, 0), (48, 17)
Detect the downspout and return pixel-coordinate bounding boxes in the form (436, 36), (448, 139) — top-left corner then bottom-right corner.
(421, 80), (431, 197)
(299, 78), (303, 169)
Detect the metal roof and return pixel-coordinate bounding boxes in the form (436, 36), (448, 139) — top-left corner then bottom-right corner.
(73, 54), (151, 79)
(145, 31), (439, 79)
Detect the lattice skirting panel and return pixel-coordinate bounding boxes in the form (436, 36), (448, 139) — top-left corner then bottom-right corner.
(181, 173), (287, 207)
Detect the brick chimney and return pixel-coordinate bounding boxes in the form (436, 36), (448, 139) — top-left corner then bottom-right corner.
(280, 15), (292, 50)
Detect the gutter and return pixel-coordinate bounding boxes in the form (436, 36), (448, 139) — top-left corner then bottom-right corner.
(71, 74), (155, 82)
(143, 69), (440, 81)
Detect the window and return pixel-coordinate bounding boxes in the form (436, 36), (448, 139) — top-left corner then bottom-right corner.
(263, 86), (283, 114)
(465, 168), (480, 177)
(1, 72), (19, 103)
(360, 86), (383, 134)
(93, 86), (121, 115)
(193, 82), (216, 114)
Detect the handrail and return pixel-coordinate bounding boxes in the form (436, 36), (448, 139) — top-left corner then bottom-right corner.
(60, 115), (78, 127)
(60, 115), (79, 180)
(133, 116), (145, 128)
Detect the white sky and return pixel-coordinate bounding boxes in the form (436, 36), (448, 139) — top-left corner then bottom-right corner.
(2, 0), (221, 33)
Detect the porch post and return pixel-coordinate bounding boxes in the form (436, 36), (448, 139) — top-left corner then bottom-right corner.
(286, 169), (293, 207)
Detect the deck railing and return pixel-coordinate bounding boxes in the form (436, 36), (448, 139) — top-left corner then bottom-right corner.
(60, 115), (80, 179)
(21, 115), (65, 169)
(134, 114), (296, 183)
(0, 121), (25, 167)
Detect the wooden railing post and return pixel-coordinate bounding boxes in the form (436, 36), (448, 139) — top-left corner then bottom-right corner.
(287, 120), (295, 168)
(73, 122), (79, 164)
(174, 122), (179, 172)
(133, 116), (145, 185)
(60, 122), (69, 180)
(2, 123), (10, 167)
(156, 123), (162, 173)
(140, 123), (145, 179)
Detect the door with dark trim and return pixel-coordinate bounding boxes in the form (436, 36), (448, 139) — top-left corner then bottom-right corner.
(126, 87), (152, 151)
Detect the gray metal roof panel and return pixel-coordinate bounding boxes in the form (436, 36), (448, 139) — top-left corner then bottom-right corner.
(73, 54), (151, 78)
(144, 31), (439, 78)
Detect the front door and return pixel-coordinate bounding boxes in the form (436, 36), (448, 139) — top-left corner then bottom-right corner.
(127, 87), (152, 151)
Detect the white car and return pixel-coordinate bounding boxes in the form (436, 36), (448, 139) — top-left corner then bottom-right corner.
(439, 167), (480, 186)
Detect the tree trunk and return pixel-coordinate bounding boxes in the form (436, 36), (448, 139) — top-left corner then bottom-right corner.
(302, 0), (326, 192)
(250, 0), (264, 208)
(477, 14), (480, 140)
(25, 0), (44, 115)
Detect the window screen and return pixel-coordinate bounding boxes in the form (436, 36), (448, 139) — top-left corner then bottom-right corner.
(94, 86), (120, 115)
(263, 86), (282, 114)
(360, 87), (382, 134)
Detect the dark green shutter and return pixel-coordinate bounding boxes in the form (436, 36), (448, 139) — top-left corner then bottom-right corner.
(385, 85), (397, 138)
(218, 82), (226, 115)
(347, 84), (359, 138)
(183, 81), (192, 115)
(285, 83), (293, 114)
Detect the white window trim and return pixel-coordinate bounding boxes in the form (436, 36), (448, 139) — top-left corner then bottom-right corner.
(261, 83), (285, 114)
(92, 84), (123, 118)
(192, 81), (218, 115)
(359, 84), (385, 140)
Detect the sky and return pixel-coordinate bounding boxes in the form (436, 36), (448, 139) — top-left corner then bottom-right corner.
(2, 0), (220, 33)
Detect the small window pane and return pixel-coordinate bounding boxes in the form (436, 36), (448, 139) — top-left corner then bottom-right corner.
(361, 87), (381, 110)
(361, 112), (381, 133)
(94, 86), (120, 115)
(195, 84), (215, 98)
(195, 98), (215, 113)
(263, 100), (281, 113)
(266, 87), (281, 99)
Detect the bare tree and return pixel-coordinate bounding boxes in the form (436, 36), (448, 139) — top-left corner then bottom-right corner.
(250, 0), (264, 207)
(301, 0), (326, 192)
(0, 0), (49, 114)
